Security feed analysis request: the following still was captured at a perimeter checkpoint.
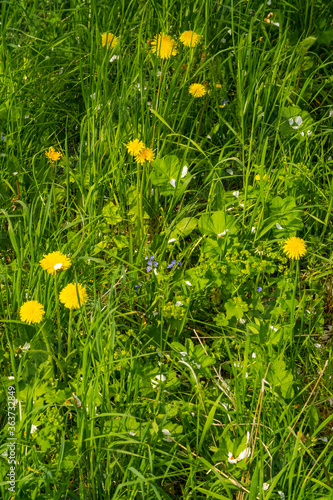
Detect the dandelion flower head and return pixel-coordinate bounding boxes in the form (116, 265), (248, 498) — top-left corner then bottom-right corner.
(189, 83), (207, 98)
(282, 237), (307, 260)
(20, 300), (45, 325)
(59, 283), (88, 310)
(151, 33), (177, 59)
(40, 251), (71, 274)
(45, 147), (62, 162)
(135, 147), (155, 164)
(101, 32), (118, 49)
(255, 174), (267, 181)
(127, 139), (145, 156)
(179, 31), (200, 48)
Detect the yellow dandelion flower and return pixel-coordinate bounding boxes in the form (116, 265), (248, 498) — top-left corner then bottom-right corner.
(151, 33), (177, 59)
(216, 83), (222, 88)
(45, 147), (62, 162)
(40, 251), (71, 274)
(189, 83), (207, 98)
(255, 174), (267, 181)
(101, 32), (118, 49)
(20, 300), (45, 325)
(59, 283), (88, 310)
(135, 147), (155, 164)
(126, 139), (145, 156)
(179, 30), (200, 48)
(282, 237), (307, 260)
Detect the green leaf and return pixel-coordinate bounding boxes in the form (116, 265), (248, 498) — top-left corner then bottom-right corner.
(168, 217), (197, 241)
(198, 210), (235, 236)
(267, 356), (294, 399)
(225, 296), (248, 320)
(297, 36), (317, 54)
(102, 202), (122, 225)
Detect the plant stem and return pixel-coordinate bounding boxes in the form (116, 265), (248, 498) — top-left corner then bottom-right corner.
(68, 308), (73, 357)
(54, 274), (63, 358)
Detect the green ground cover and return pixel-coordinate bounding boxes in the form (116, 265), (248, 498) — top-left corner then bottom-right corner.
(1, 0), (333, 498)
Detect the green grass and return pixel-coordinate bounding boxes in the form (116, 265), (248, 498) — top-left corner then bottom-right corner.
(1, 0), (333, 498)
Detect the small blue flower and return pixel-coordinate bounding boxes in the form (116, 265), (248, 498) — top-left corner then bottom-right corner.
(167, 259), (177, 269)
(0, 135), (5, 141)
(153, 261), (159, 267)
(257, 286), (262, 292)
(146, 266), (152, 272)
(178, 261), (182, 267)
(147, 260), (153, 265)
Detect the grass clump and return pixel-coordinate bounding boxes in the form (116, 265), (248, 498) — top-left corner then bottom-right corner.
(0, 0), (333, 499)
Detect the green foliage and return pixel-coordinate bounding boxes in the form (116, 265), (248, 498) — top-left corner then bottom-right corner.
(0, 0), (332, 498)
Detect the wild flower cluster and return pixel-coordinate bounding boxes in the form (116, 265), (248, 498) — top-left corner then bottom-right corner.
(19, 252), (88, 325)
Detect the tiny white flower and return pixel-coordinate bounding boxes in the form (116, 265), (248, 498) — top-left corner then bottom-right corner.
(267, 0), (272, 4)
(90, 93), (95, 100)
(314, 343), (322, 349)
(31, 424), (38, 434)
(228, 447), (251, 463)
(8, 376), (15, 380)
(155, 374), (166, 382)
(227, 207), (234, 211)
(110, 55), (119, 62)
(218, 229), (229, 237)
(226, 168), (233, 175)
(295, 116), (303, 126)
(162, 429), (171, 436)
(276, 223), (283, 230)
(170, 178), (176, 188)
(24, 115), (30, 119)
(239, 203), (244, 207)
(185, 281), (192, 286)
(156, 71), (161, 77)
(251, 226), (256, 233)
(329, 109), (333, 117)
(54, 263), (63, 270)
(207, 135), (211, 139)
(300, 131), (305, 136)
(180, 351), (187, 357)
(168, 238), (177, 243)
(233, 190), (239, 197)
(221, 38), (226, 44)
(263, 483), (270, 491)
(153, 268), (158, 276)
(129, 431), (136, 436)
(318, 437), (328, 442)
(307, 130), (312, 135)
(288, 118), (294, 126)
(252, 352), (256, 358)
(22, 343), (31, 352)
(13, 172), (18, 176)
(58, 67), (63, 74)
(278, 492), (285, 500)
(45, 55), (49, 60)
(181, 166), (188, 178)
(272, 22), (280, 26)
(175, 301), (183, 307)
(269, 325), (278, 332)
(227, 29), (232, 35)
(239, 318), (246, 324)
